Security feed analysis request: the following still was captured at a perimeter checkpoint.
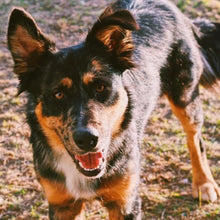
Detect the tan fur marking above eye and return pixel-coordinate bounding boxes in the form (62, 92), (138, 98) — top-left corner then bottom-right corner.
(91, 60), (103, 72)
(35, 102), (64, 150)
(61, 77), (73, 88)
(82, 72), (95, 85)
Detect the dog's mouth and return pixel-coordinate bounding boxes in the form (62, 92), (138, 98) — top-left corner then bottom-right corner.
(74, 151), (104, 177)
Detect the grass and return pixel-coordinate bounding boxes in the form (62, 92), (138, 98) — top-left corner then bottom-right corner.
(174, 0), (220, 19)
(0, 0), (219, 219)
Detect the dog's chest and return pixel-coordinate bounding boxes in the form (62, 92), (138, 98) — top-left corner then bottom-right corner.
(55, 151), (97, 200)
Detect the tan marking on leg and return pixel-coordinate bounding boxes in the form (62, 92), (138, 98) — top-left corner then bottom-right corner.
(35, 102), (65, 150)
(97, 174), (136, 220)
(168, 99), (220, 201)
(60, 77), (73, 88)
(97, 175), (131, 206)
(39, 178), (72, 205)
(40, 178), (84, 219)
(107, 204), (124, 220)
(52, 200), (84, 220)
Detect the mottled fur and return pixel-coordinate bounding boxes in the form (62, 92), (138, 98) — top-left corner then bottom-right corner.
(7, 0), (220, 219)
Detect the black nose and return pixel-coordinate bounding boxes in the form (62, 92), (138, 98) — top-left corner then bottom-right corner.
(73, 127), (99, 151)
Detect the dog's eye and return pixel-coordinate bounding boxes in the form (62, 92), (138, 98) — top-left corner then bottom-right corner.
(54, 92), (64, 100)
(95, 84), (105, 93)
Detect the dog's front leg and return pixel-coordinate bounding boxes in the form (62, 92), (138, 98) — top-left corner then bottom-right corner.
(105, 194), (141, 220)
(49, 200), (84, 220)
(105, 202), (125, 220)
(39, 177), (84, 220)
(98, 173), (141, 220)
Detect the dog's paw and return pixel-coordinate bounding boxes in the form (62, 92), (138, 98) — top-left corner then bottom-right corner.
(192, 182), (220, 202)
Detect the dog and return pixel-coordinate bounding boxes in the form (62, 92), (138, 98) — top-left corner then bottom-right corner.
(7, 0), (220, 219)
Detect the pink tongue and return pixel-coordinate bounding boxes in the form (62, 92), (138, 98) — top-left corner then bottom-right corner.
(75, 152), (102, 169)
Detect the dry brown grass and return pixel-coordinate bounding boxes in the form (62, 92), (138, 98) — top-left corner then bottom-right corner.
(0, 0), (219, 219)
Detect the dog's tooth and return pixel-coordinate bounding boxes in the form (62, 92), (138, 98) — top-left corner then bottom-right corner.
(79, 159), (103, 171)
(79, 162), (84, 169)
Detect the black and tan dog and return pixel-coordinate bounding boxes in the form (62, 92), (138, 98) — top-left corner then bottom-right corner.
(7, 0), (220, 219)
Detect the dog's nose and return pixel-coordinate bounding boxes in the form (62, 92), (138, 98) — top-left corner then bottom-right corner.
(73, 128), (98, 151)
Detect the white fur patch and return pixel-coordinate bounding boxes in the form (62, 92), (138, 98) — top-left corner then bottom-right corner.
(55, 150), (97, 200)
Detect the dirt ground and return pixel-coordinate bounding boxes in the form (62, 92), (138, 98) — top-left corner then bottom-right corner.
(0, 0), (219, 219)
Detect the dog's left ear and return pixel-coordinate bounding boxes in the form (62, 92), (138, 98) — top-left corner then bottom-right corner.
(7, 8), (56, 94)
(7, 8), (55, 73)
(86, 8), (139, 71)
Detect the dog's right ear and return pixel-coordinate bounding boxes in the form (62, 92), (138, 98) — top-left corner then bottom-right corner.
(86, 8), (139, 71)
(7, 8), (56, 94)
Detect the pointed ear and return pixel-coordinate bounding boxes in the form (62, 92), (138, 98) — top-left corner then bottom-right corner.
(7, 8), (56, 93)
(86, 8), (139, 71)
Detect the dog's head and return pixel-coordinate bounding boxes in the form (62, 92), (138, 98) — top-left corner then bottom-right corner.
(7, 7), (139, 178)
